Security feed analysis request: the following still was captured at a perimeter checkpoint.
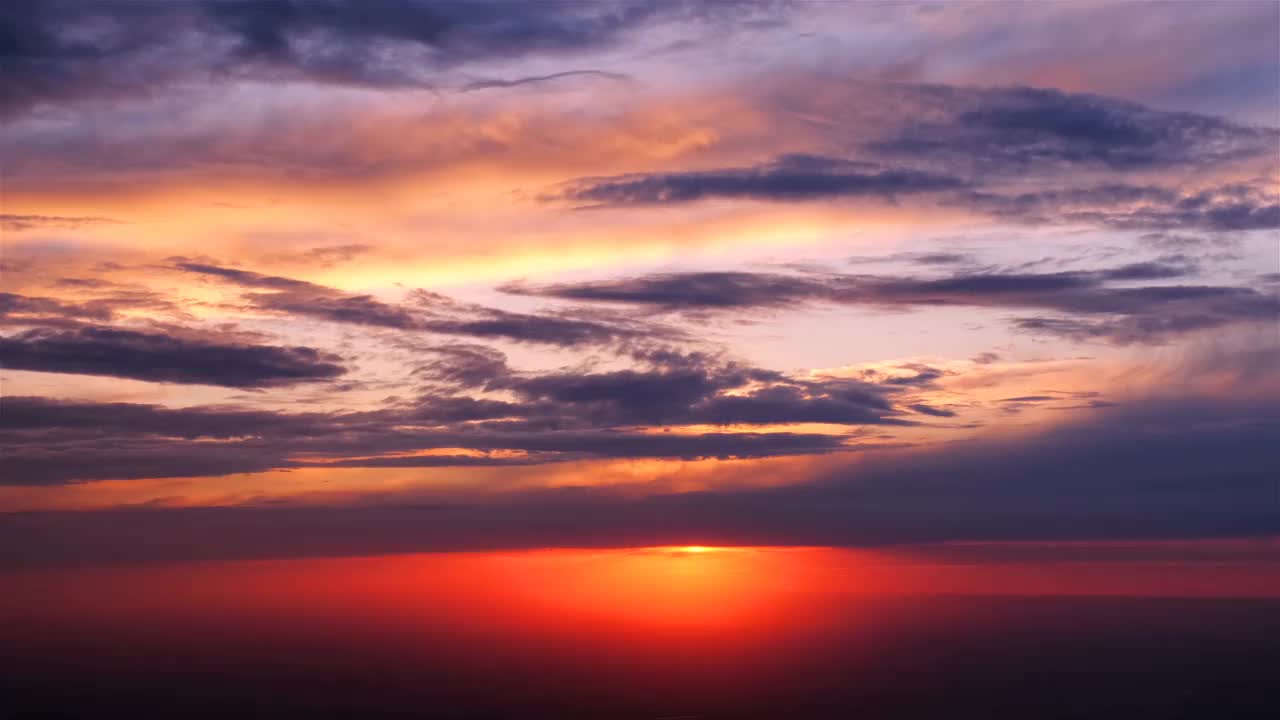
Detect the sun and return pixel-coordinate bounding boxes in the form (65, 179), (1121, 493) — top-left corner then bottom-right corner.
(675, 545), (718, 554)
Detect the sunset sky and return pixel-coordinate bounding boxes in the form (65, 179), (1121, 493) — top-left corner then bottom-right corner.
(2, 0), (1278, 567)
(3, 3), (1280, 717)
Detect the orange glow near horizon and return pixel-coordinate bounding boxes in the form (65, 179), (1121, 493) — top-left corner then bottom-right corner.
(4, 544), (1279, 719)
(7, 543), (1280, 634)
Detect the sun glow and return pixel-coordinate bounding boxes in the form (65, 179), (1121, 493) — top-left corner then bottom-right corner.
(673, 545), (718, 554)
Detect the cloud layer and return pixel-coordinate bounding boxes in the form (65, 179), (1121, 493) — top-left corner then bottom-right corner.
(508, 264), (1280, 345)
(4, 354), (1276, 567)
(1, 1), (1277, 571)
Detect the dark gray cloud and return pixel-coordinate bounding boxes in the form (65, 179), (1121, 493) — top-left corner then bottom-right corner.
(412, 343), (511, 388)
(423, 309), (643, 347)
(201, 0), (695, 77)
(550, 154), (968, 207)
(502, 365), (743, 423)
(507, 264), (1278, 344)
(0, 389), (858, 484)
(1, 292), (115, 325)
(511, 264), (1213, 309)
(552, 162), (1277, 234)
(908, 252), (974, 266)
(1010, 305), (1276, 346)
(2, 286), (186, 328)
(174, 262), (315, 290)
(494, 362), (908, 428)
(867, 85), (1279, 172)
(2, 395), (331, 438)
(437, 345), (925, 431)
(0, 347), (935, 484)
(502, 271), (831, 310)
(3, 354), (1276, 568)
(0, 326), (347, 387)
(909, 403), (955, 418)
(958, 182), (1280, 232)
(0, 0), (752, 117)
(540, 84), (1278, 229)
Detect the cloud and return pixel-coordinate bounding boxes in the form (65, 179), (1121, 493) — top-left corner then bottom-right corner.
(0, 389), (859, 484)
(423, 309), (647, 347)
(1, 395), (328, 438)
(0, 346), (936, 484)
(502, 272), (831, 310)
(3, 345), (1276, 567)
(867, 85), (1278, 172)
(265, 244), (373, 268)
(957, 182), (1280, 232)
(459, 69), (631, 92)
(0, 327), (346, 387)
(909, 403), (955, 417)
(0, 395), (365, 483)
(0, 214), (121, 231)
(549, 154), (968, 207)
(469, 347), (919, 431)
(508, 264), (1278, 344)
(549, 157), (1276, 234)
(1, 286), (186, 328)
(0, 0), (754, 117)
(533, 83), (1276, 232)
(177, 261), (658, 346)
(412, 343), (511, 388)
(1, 292), (115, 325)
(312, 431), (849, 466)
(201, 0), (695, 78)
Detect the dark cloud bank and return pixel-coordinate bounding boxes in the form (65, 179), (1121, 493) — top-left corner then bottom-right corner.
(0, 327), (346, 387)
(3, 357), (1276, 569)
(0, 344), (936, 484)
(1, 0), (758, 117)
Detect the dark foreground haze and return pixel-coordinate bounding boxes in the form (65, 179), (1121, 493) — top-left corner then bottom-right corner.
(3, 547), (1278, 719)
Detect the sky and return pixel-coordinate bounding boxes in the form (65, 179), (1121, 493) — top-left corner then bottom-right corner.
(1, 0), (1279, 570)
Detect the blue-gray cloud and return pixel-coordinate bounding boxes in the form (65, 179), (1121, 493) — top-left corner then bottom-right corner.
(0, 0), (762, 117)
(0, 327), (346, 387)
(0, 348), (940, 484)
(867, 85), (1278, 171)
(506, 264), (1279, 345)
(551, 154), (968, 207)
(2, 349), (1275, 567)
